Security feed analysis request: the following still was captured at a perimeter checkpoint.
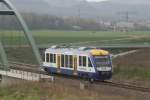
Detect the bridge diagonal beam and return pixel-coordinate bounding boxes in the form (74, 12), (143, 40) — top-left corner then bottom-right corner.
(0, 41), (9, 69)
(0, 0), (42, 68)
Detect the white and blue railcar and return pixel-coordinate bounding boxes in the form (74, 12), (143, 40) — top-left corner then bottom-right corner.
(43, 47), (112, 81)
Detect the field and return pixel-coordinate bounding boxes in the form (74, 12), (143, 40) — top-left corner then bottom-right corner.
(1, 30), (148, 62)
(0, 30), (150, 46)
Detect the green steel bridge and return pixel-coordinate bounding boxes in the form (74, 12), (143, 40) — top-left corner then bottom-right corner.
(0, 0), (46, 81)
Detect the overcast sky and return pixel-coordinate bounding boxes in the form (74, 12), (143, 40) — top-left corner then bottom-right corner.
(86, 0), (108, 2)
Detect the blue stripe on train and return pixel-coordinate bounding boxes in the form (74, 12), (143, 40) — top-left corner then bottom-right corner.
(46, 67), (57, 73)
(60, 68), (74, 75)
(45, 67), (74, 75)
(45, 67), (98, 79)
(44, 66), (111, 80)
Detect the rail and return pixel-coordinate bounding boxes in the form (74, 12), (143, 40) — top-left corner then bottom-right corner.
(95, 81), (150, 93)
(0, 62), (50, 81)
(1, 61), (46, 75)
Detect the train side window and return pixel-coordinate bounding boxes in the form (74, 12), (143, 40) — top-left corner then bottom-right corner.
(50, 54), (56, 63)
(69, 55), (73, 68)
(79, 56), (82, 66)
(79, 56), (87, 67)
(46, 53), (49, 62)
(88, 58), (92, 67)
(61, 55), (64, 67)
(65, 55), (69, 67)
(71, 55), (73, 68)
(54, 54), (56, 63)
(83, 56), (86, 67)
(50, 54), (53, 63)
(63, 55), (73, 68)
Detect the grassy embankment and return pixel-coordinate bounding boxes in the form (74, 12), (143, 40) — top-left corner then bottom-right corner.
(0, 82), (142, 100)
(114, 66), (150, 81)
(113, 48), (150, 83)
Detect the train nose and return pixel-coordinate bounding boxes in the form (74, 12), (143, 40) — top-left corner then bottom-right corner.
(99, 71), (112, 79)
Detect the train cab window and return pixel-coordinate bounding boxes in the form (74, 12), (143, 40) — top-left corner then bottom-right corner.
(46, 53), (50, 62)
(88, 58), (92, 67)
(79, 56), (87, 67)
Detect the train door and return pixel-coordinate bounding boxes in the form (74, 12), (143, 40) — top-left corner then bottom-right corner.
(57, 54), (61, 72)
(73, 56), (77, 75)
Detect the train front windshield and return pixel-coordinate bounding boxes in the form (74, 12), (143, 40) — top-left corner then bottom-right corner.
(94, 55), (112, 71)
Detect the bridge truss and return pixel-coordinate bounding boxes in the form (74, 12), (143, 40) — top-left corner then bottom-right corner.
(0, 0), (42, 70)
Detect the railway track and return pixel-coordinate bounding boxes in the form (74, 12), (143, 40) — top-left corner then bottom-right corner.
(46, 74), (150, 93)
(2, 61), (150, 93)
(6, 61), (47, 75)
(95, 81), (150, 93)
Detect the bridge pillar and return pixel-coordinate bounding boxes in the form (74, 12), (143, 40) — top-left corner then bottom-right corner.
(79, 80), (90, 90)
(0, 74), (2, 82)
(39, 75), (55, 83)
(0, 41), (9, 70)
(51, 76), (55, 82)
(80, 82), (85, 90)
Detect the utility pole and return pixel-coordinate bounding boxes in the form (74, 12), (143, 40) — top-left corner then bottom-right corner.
(118, 11), (136, 22)
(117, 11), (136, 32)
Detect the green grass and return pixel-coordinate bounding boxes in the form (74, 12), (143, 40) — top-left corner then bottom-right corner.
(1, 30), (150, 46)
(0, 82), (49, 100)
(0, 82), (140, 100)
(29, 30), (150, 46)
(114, 66), (150, 81)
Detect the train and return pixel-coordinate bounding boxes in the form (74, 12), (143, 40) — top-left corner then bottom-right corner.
(43, 46), (112, 81)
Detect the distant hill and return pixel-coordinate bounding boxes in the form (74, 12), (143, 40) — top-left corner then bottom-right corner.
(10, 0), (150, 20)
(109, 0), (150, 5)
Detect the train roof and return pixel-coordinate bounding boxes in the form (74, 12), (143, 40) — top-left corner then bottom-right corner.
(45, 46), (110, 56)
